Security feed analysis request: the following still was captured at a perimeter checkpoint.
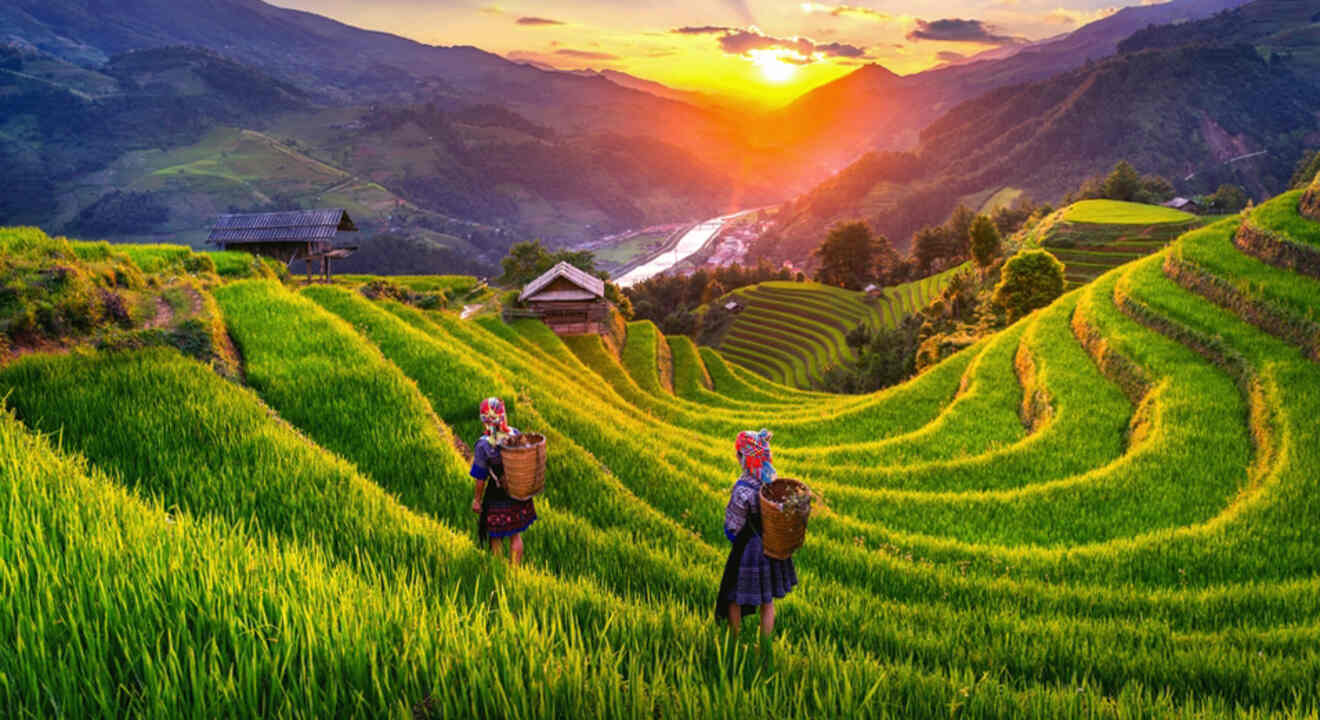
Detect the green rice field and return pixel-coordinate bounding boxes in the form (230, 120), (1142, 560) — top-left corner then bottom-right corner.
(1029, 200), (1206, 289)
(712, 267), (968, 387)
(1, 188), (1319, 717)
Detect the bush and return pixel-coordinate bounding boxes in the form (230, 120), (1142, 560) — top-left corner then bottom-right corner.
(100, 289), (133, 328)
(993, 250), (1066, 321)
(183, 253), (217, 275)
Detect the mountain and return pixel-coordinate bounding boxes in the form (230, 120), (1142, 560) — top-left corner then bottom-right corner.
(766, 0), (1320, 266)
(766, 0), (1255, 170)
(574, 69), (739, 112)
(0, 0), (805, 189)
(0, 45), (311, 226)
(0, 0), (818, 272)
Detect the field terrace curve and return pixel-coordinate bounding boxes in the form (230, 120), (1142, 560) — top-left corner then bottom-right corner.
(1, 195), (1320, 717)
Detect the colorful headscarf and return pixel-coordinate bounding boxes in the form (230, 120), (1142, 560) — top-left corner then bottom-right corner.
(480, 397), (512, 444)
(735, 429), (776, 484)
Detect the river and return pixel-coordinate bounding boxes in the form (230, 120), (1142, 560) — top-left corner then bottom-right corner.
(612, 210), (755, 288)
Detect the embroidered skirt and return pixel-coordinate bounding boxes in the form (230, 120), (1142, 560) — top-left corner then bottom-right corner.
(715, 522), (797, 619)
(478, 481), (537, 540)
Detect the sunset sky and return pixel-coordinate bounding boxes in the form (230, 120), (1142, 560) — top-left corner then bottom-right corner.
(278, 0), (1144, 105)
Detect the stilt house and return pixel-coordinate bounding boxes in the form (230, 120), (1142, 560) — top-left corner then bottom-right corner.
(209, 209), (359, 282)
(518, 261), (608, 336)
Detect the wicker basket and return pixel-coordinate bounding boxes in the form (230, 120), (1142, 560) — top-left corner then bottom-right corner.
(499, 433), (547, 501)
(759, 478), (810, 560)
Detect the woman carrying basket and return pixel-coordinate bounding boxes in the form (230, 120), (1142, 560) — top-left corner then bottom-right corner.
(715, 429), (797, 637)
(469, 397), (537, 564)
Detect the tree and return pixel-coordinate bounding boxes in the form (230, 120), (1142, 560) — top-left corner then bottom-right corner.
(499, 240), (600, 286)
(993, 250), (1066, 321)
(1208, 184), (1249, 213)
(968, 214), (1001, 272)
(911, 226), (952, 275)
(499, 240), (554, 286)
(701, 279), (726, 305)
(946, 204), (976, 258)
(812, 221), (887, 290)
(604, 282), (633, 319)
(1138, 174), (1176, 204)
(1103, 161), (1143, 202)
(1289, 149), (1320, 190)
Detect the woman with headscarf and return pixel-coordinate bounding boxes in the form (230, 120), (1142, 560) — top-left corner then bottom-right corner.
(715, 429), (798, 637)
(469, 396), (537, 564)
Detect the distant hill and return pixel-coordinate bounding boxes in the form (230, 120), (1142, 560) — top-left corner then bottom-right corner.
(766, 0), (1320, 268)
(761, 0), (1253, 171)
(0, 0), (803, 271)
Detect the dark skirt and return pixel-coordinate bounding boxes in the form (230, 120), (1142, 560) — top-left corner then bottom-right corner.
(478, 478), (537, 541)
(714, 515), (797, 621)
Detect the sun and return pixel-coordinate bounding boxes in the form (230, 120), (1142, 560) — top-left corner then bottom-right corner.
(749, 49), (799, 84)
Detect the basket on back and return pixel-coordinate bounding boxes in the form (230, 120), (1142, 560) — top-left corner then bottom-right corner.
(759, 477), (811, 559)
(499, 432), (547, 500)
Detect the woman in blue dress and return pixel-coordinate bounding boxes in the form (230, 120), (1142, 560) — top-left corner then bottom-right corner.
(469, 397), (537, 564)
(715, 429), (797, 637)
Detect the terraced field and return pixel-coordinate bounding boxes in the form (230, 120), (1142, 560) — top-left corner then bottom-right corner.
(713, 267), (967, 387)
(1027, 199), (1204, 289)
(2, 189), (1320, 717)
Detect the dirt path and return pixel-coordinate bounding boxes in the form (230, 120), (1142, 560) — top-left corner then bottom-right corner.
(146, 296), (174, 330)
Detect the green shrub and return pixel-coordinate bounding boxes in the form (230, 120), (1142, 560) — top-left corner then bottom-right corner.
(993, 249), (1066, 321)
(183, 252), (217, 275)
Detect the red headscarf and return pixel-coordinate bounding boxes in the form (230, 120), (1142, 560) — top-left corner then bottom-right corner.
(480, 397), (510, 438)
(735, 429), (775, 483)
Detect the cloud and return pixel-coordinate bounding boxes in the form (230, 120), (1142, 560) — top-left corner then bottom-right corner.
(815, 41), (866, 58)
(719, 30), (814, 56)
(516, 16), (564, 26)
(1042, 7), (1119, 26)
(672, 25), (732, 35)
(937, 50), (965, 62)
(800, 3), (891, 22)
(554, 48), (620, 61)
(906, 18), (1024, 45)
(675, 25), (867, 62)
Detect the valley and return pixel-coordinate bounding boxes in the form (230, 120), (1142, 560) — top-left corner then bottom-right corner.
(3, 0), (1320, 716)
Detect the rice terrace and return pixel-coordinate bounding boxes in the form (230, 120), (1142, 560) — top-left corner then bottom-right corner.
(3, 0), (1320, 718)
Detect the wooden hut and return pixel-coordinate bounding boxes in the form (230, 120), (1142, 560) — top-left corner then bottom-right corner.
(209, 209), (359, 282)
(518, 261), (608, 336)
(1162, 197), (1203, 214)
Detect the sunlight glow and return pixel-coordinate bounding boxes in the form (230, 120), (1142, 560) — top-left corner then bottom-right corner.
(750, 49), (800, 84)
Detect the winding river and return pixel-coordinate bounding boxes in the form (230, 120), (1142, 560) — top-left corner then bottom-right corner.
(613, 210), (755, 288)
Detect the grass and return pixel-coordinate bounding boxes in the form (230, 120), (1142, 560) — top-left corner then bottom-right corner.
(4, 195), (1320, 717)
(1062, 200), (1197, 225)
(1248, 189), (1320, 248)
(1026, 202), (1206, 288)
(978, 187), (1024, 215)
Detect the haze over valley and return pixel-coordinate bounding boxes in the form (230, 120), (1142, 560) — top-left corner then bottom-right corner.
(7, 0), (1315, 279)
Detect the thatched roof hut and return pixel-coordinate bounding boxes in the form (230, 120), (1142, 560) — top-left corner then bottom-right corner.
(518, 261), (608, 336)
(210, 209), (358, 281)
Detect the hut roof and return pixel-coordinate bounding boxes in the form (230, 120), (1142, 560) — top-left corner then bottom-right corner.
(519, 261), (605, 302)
(1162, 197), (1198, 210)
(209, 209), (357, 245)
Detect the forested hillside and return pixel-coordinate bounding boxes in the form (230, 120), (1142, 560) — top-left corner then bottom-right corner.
(765, 0), (1320, 268)
(0, 0), (797, 270)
